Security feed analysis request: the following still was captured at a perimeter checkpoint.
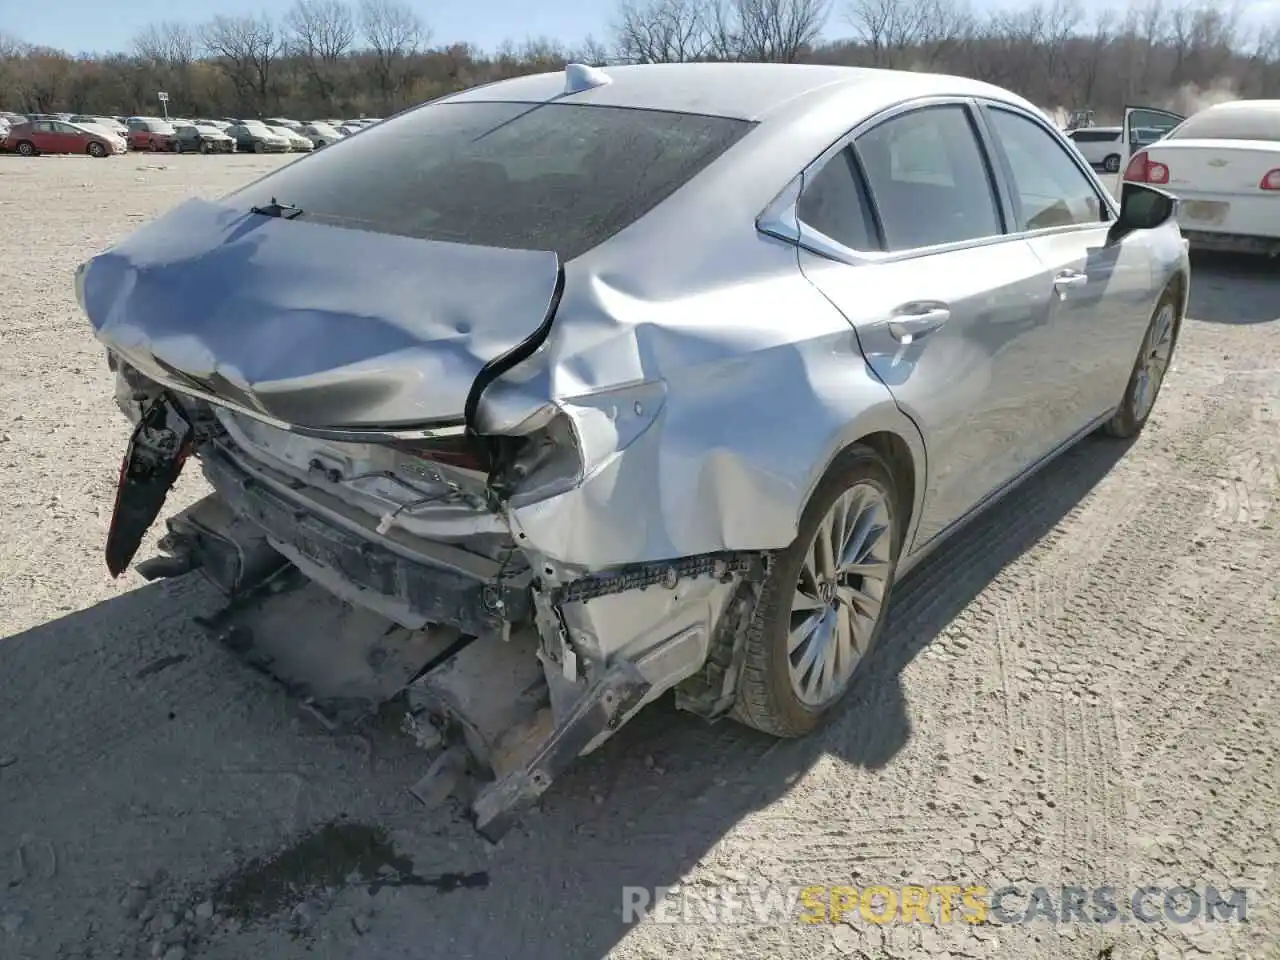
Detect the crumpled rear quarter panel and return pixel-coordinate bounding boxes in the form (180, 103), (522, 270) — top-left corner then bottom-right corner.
(500, 245), (923, 571)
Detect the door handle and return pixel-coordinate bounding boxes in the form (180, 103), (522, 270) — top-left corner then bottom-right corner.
(1053, 270), (1090, 291)
(887, 303), (951, 344)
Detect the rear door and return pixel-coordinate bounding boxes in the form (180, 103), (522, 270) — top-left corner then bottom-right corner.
(1122, 106), (1185, 171)
(794, 100), (1065, 547)
(30, 121), (60, 152)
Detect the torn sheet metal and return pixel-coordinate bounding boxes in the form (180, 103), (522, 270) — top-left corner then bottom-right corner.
(78, 197), (559, 432)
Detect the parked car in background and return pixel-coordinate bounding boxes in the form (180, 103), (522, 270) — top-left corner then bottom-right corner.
(1064, 125), (1124, 172)
(264, 117), (304, 132)
(126, 118), (176, 151)
(78, 63), (1190, 838)
(226, 121), (292, 153)
(193, 118), (230, 130)
(172, 123), (236, 154)
(1123, 98), (1280, 256)
(266, 124), (314, 152)
(337, 122), (365, 137)
(4, 119), (126, 157)
(300, 121), (343, 147)
(70, 115), (129, 138)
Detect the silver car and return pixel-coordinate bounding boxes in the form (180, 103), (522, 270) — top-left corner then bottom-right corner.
(76, 62), (1187, 837)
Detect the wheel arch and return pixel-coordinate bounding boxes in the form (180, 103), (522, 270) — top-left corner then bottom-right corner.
(801, 409), (927, 563)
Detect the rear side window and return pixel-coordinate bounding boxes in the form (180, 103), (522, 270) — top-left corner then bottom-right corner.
(854, 104), (1003, 251)
(1167, 108), (1280, 142)
(796, 146), (879, 251)
(228, 101), (753, 260)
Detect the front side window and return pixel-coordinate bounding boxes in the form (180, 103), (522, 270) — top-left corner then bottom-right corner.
(229, 101), (753, 261)
(796, 146), (879, 251)
(854, 104), (1003, 251)
(986, 107), (1105, 232)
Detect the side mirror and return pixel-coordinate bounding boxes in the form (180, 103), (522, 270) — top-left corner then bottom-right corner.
(1107, 182), (1179, 246)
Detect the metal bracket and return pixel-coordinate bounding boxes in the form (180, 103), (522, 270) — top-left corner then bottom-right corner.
(470, 661), (650, 842)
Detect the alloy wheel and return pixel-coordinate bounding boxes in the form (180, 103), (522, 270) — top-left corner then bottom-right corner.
(787, 482), (894, 707)
(1132, 302), (1176, 420)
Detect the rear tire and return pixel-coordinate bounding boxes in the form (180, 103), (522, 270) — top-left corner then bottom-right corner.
(16, 140), (36, 157)
(1103, 154), (1121, 173)
(87, 141), (106, 158)
(732, 445), (903, 739)
(1103, 284), (1182, 438)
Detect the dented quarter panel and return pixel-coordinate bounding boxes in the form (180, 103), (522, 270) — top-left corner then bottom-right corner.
(492, 234), (925, 571)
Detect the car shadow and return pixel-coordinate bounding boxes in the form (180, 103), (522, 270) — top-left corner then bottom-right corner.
(0, 436), (1133, 960)
(1188, 251), (1280, 325)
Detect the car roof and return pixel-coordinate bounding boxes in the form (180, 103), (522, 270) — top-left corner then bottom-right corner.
(439, 62), (1034, 123)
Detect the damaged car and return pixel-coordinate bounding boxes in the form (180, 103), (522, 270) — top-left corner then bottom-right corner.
(77, 62), (1189, 838)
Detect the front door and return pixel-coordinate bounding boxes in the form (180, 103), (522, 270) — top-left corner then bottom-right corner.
(1122, 106), (1185, 174)
(978, 103), (1157, 440)
(793, 101), (1069, 547)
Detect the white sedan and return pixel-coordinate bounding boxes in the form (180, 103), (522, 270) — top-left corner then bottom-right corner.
(1123, 99), (1280, 256)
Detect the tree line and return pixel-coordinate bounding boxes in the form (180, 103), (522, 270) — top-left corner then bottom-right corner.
(0, 0), (1276, 123)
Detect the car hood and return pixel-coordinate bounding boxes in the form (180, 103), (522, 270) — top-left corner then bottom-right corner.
(79, 197), (561, 432)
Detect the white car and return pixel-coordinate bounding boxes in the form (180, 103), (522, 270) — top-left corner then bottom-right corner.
(1064, 126), (1125, 172)
(1123, 99), (1280, 256)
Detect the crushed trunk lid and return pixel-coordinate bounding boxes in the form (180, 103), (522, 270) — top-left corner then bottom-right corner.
(79, 197), (561, 432)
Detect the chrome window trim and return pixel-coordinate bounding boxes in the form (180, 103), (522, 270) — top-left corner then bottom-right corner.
(757, 93), (1123, 267)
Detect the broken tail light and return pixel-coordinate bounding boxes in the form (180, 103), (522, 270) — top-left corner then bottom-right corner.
(1260, 169), (1280, 191)
(1123, 150), (1169, 185)
(389, 433), (490, 473)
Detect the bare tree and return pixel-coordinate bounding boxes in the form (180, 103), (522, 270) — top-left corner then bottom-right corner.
(614, 0), (715, 62)
(845, 0), (966, 68)
(285, 0), (355, 107)
(200, 14), (285, 115)
(359, 0), (427, 103)
(734, 0), (831, 61)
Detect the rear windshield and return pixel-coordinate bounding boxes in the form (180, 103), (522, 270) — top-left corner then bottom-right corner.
(1168, 108), (1280, 142)
(227, 101), (754, 260)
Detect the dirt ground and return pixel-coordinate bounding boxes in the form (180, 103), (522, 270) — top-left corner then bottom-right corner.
(0, 154), (1276, 960)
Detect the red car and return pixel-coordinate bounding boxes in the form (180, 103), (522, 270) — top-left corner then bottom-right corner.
(125, 118), (176, 151)
(2, 119), (126, 158)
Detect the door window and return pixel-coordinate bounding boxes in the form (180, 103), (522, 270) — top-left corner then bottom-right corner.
(854, 105), (1003, 251)
(1128, 109), (1182, 147)
(795, 146), (880, 251)
(985, 107), (1105, 232)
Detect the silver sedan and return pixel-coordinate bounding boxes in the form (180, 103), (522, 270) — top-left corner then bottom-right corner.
(78, 61), (1187, 831)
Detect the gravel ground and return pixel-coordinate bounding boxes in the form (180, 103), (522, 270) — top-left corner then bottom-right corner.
(0, 154), (1276, 960)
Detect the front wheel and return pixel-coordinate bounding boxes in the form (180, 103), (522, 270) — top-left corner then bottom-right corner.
(87, 141), (106, 158)
(16, 140), (36, 157)
(253, 140), (264, 154)
(1103, 154), (1121, 173)
(732, 445), (902, 738)
(1103, 285), (1182, 438)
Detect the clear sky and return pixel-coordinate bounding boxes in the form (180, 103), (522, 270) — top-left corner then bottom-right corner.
(4, 0), (1279, 58)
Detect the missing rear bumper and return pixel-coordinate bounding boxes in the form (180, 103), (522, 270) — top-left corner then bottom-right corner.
(200, 444), (531, 636)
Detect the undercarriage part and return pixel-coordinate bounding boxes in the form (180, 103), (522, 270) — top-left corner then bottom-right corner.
(139, 494), (290, 596)
(406, 627), (551, 781)
(470, 661), (650, 842)
(673, 578), (762, 720)
(201, 443), (532, 637)
(194, 565), (467, 727)
(105, 392), (193, 577)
